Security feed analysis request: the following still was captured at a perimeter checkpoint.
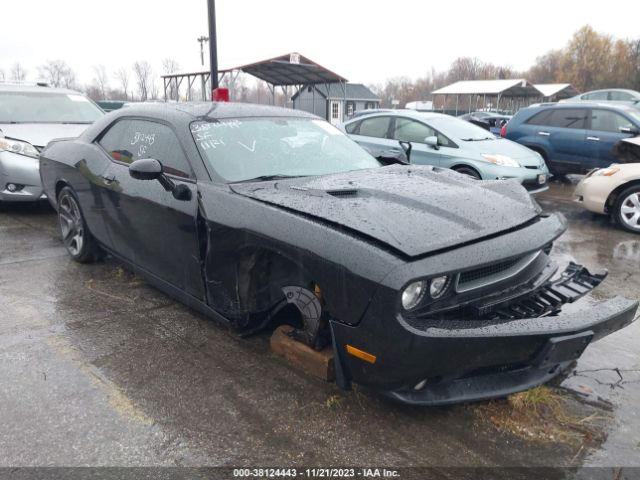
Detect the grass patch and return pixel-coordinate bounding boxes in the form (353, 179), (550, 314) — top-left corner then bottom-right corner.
(325, 394), (344, 409)
(472, 386), (607, 446)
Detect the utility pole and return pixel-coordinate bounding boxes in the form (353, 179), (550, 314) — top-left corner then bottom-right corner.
(207, 0), (219, 91)
(197, 36), (209, 67)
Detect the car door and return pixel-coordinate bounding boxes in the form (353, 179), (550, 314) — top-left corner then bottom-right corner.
(390, 117), (453, 167)
(95, 118), (204, 299)
(537, 108), (589, 172)
(587, 108), (637, 168)
(347, 116), (398, 154)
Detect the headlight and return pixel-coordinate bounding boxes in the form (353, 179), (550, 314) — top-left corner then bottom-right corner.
(429, 275), (451, 299)
(0, 137), (39, 158)
(401, 281), (427, 310)
(591, 166), (619, 177)
(482, 154), (520, 168)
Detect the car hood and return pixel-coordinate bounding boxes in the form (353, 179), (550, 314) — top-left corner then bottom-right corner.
(230, 165), (540, 257)
(461, 137), (543, 167)
(0, 123), (90, 148)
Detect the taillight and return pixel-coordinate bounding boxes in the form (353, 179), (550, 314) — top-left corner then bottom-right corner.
(212, 87), (230, 102)
(500, 124), (507, 137)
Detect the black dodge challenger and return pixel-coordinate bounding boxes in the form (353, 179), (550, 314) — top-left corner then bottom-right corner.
(39, 102), (638, 405)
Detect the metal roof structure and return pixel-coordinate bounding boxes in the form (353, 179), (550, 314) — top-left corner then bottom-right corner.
(292, 83), (378, 102)
(233, 52), (347, 86)
(534, 83), (580, 99)
(432, 79), (541, 97)
(160, 52), (348, 103)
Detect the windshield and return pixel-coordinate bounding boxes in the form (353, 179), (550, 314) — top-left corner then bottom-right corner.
(428, 116), (495, 141)
(0, 91), (104, 124)
(191, 117), (381, 182)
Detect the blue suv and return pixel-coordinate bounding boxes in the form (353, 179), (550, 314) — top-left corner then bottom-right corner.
(505, 103), (640, 174)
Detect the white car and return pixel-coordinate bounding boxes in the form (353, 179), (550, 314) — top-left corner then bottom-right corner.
(0, 84), (103, 202)
(574, 137), (640, 233)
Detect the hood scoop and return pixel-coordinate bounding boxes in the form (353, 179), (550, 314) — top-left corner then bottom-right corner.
(326, 188), (359, 198)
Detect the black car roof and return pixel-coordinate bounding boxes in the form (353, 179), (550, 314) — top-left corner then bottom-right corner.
(122, 102), (319, 120)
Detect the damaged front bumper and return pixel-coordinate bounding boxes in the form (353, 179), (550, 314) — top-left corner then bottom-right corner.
(330, 263), (638, 406)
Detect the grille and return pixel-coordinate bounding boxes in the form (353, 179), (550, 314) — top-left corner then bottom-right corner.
(458, 256), (523, 285)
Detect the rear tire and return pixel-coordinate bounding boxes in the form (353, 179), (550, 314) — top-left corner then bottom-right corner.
(57, 186), (102, 263)
(613, 185), (640, 234)
(452, 165), (481, 180)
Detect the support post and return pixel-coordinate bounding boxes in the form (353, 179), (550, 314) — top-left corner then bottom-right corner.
(207, 0), (219, 94)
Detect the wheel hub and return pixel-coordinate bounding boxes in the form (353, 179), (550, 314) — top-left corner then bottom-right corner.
(58, 194), (84, 256)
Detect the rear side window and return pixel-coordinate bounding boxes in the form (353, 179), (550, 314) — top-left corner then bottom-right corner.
(527, 109), (587, 129)
(98, 119), (192, 178)
(358, 116), (391, 138)
(590, 109), (633, 133)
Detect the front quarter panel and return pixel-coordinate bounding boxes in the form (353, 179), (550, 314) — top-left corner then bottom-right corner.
(197, 182), (401, 326)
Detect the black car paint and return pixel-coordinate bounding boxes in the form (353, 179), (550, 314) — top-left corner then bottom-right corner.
(39, 102), (638, 405)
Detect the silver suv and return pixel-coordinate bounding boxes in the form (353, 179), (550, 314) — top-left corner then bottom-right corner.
(0, 84), (103, 202)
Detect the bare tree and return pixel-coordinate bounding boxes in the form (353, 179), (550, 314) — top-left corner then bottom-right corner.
(11, 62), (27, 82)
(114, 67), (130, 100)
(92, 65), (109, 100)
(37, 60), (77, 88)
(133, 60), (152, 101)
(162, 58), (180, 100)
(62, 69), (77, 90)
(0, 68), (4, 82)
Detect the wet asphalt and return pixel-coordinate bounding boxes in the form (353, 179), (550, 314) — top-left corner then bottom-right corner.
(0, 182), (639, 468)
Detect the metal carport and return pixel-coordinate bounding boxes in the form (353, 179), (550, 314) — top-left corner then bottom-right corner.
(431, 79), (543, 115)
(161, 52), (348, 109)
(534, 83), (580, 102)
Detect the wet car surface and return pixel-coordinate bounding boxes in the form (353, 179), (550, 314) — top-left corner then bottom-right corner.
(1, 182), (639, 467)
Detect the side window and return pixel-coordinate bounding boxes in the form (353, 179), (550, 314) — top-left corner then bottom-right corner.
(546, 109), (588, 129)
(99, 119), (192, 178)
(345, 120), (360, 134)
(525, 110), (553, 126)
(609, 91), (633, 101)
(583, 91), (608, 101)
(590, 110), (633, 133)
(358, 116), (391, 138)
(98, 121), (133, 163)
(393, 118), (435, 143)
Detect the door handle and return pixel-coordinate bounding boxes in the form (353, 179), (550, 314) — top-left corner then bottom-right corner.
(586, 136), (600, 141)
(537, 131), (550, 136)
(101, 174), (116, 185)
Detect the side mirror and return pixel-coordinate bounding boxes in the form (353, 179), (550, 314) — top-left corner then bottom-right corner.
(424, 136), (439, 150)
(129, 158), (163, 180)
(620, 126), (639, 135)
(129, 158), (191, 201)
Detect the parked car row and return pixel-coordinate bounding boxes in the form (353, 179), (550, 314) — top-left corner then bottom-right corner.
(2, 85), (638, 406)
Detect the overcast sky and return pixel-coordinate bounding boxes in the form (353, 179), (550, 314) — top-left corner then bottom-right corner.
(1, 0), (638, 87)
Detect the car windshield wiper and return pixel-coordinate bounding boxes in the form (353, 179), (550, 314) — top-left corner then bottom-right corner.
(231, 174), (309, 183)
(461, 137), (494, 141)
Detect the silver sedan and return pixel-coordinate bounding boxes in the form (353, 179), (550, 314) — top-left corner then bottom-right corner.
(0, 84), (103, 202)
